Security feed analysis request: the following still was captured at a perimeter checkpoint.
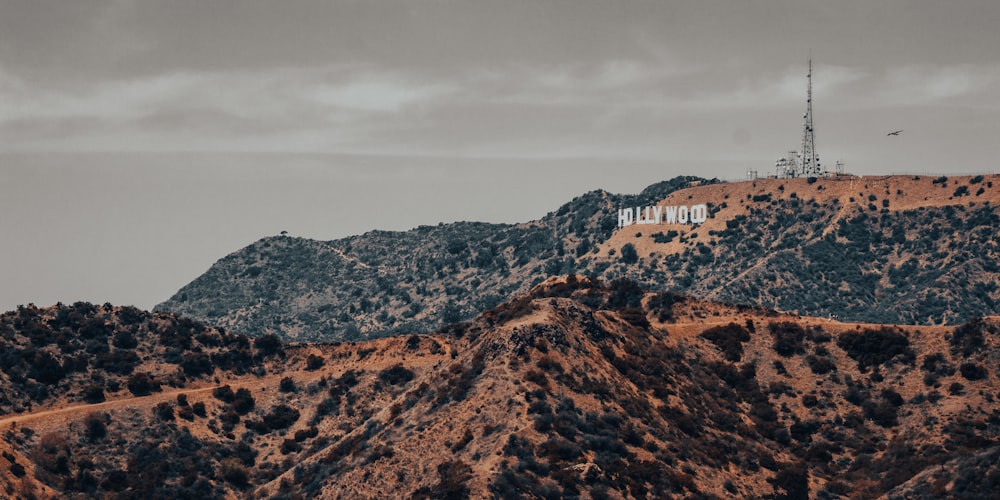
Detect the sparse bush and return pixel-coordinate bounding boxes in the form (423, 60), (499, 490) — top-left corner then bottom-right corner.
(280, 438), (301, 454)
(251, 404), (300, 433)
(861, 399), (899, 428)
(378, 364), (415, 386)
(84, 412), (107, 441)
(524, 369), (549, 388)
(699, 323), (751, 361)
(180, 352), (213, 377)
(220, 458), (249, 488)
(279, 376), (297, 393)
(28, 351), (65, 384)
(770, 322), (807, 357)
(294, 426), (319, 442)
(648, 291), (686, 322)
(535, 355), (564, 373)
(406, 334), (421, 350)
(232, 388), (255, 415)
(620, 243), (638, 264)
(770, 461), (809, 500)
(837, 327), (913, 371)
(96, 349), (140, 375)
(213, 385), (235, 402)
(177, 405), (195, 421)
(154, 401), (174, 421)
(192, 401), (207, 418)
(82, 383), (105, 404)
(451, 429), (474, 453)
(951, 318), (988, 356)
(254, 334), (283, 357)
(305, 354), (324, 371)
(606, 278), (646, 309)
(126, 372), (160, 396)
(806, 355), (836, 375)
(960, 362), (987, 380)
(34, 432), (71, 474)
(412, 460), (472, 500)
(773, 360), (788, 376)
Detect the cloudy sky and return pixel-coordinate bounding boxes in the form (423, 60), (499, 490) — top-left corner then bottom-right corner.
(2, 0), (999, 311)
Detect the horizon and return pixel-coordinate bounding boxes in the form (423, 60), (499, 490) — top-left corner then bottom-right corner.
(2, 0), (999, 312)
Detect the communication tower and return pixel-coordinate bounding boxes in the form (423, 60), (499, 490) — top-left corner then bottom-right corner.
(774, 58), (823, 178)
(800, 58), (820, 176)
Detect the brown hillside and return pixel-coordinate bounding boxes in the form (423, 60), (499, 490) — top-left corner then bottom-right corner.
(3, 281), (1000, 498)
(592, 174), (1000, 326)
(600, 174), (1000, 259)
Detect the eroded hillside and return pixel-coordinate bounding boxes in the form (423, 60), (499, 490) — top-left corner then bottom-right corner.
(4, 279), (1000, 498)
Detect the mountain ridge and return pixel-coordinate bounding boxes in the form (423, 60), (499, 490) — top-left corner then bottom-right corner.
(156, 176), (713, 340)
(157, 174), (1000, 341)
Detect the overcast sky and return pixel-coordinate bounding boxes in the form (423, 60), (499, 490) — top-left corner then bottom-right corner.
(2, 0), (999, 311)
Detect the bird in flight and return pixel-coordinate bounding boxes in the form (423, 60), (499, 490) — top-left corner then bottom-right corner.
(887, 130), (903, 136)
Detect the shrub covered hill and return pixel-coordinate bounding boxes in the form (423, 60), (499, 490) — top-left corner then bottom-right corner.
(157, 174), (1000, 341)
(3, 278), (1000, 498)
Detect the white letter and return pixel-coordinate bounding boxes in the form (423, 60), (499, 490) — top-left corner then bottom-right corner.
(618, 208), (633, 228)
(690, 204), (708, 223)
(652, 206), (663, 224)
(678, 206), (689, 224)
(664, 206), (678, 224)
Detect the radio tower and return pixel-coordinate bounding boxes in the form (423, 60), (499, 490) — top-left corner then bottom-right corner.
(800, 57), (820, 176)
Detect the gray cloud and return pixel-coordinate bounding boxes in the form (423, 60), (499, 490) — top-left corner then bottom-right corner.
(1, 0), (999, 312)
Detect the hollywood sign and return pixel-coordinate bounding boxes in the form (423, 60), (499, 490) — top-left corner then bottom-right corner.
(618, 204), (708, 228)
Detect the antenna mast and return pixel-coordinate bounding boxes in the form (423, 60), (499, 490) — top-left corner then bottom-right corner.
(800, 57), (820, 176)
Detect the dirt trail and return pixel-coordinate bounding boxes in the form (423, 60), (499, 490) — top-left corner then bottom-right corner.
(0, 385), (220, 430)
(0, 343), (452, 433)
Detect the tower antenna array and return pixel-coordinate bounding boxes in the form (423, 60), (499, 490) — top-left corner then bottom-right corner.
(800, 58), (820, 176)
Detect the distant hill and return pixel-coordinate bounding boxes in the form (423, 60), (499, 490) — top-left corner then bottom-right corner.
(155, 176), (710, 341)
(4, 279), (1000, 498)
(157, 174), (1000, 341)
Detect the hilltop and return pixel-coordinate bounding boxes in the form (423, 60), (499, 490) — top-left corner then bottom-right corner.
(156, 176), (710, 341)
(157, 174), (1000, 341)
(3, 279), (1000, 498)
(600, 174), (1000, 325)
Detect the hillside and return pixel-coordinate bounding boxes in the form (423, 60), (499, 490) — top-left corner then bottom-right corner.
(158, 174), (1000, 342)
(3, 281), (1000, 498)
(600, 174), (1000, 325)
(156, 176), (710, 341)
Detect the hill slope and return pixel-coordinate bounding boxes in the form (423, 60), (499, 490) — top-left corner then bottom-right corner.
(4, 281), (1000, 498)
(157, 174), (1000, 341)
(156, 176), (709, 340)
(600, 174), (1000, 325)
